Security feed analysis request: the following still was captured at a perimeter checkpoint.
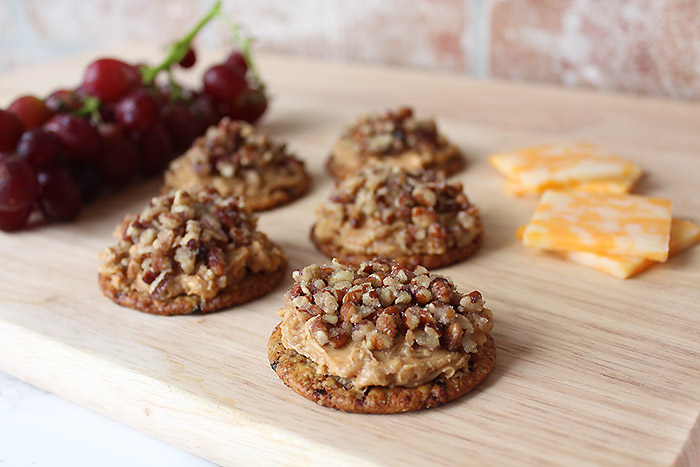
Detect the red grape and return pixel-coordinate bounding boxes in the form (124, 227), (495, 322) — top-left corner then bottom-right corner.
(0, 205), (32, 232)
(97, 124), (138, 186)
(163, 103), (200, 152)
(69, 162), (102, 204)
(190, 92), (222, 130)
(45, 89), (82, 113)
(16, 129), (58, 170)
(229, 87), (268, 124)
(82, 58), (140, 103)
(0, 156), (40, 211)
(158, 83), (194, 103)
(137, 124), (172, 176)
(179, 47), (197, 69)
(115, 88), (161, 133)
(38, 169), (82, 221)
(98, 143), (139, 187)
(0, 110), (24, 152)
(203, 65), (246, 104)
(98, 103), (116, 124)
(225, 51), (248, 76)
(44, 114), (100, 160)
(8, 95), (52, 129)
(97, 122), (124, 142)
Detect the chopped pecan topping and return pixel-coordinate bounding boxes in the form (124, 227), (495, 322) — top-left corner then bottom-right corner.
(98, 188), (285, 302)
(344, 107), (442, 158)
(314, 165), (481, 256)
(286, 258), (493, 353)
(185, 118), (305, 179)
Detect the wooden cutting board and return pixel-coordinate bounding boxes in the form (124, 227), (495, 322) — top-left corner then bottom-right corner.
(1, 45), (699, 466)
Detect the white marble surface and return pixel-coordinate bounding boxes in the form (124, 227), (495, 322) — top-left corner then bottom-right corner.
(0, 371), (214, 466)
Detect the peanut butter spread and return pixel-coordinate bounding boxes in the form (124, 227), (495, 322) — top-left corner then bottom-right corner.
(330, 107), (461, 176)
(164, 118), (309, 209)
(279, 259), (493, 388)
(313, 166), (481, 257)
(99, 188), (285, 302)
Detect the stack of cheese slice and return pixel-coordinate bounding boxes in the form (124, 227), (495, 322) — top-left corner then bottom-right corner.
(489, 143), (643, 197)
(517, 190), (700, 278)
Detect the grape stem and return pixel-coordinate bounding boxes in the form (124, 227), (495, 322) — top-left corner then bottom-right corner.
(141, 0), (222, 85)
(217, 11), (265, 91)
(77, 95), (102, 121)
(141, 1), (265, 93)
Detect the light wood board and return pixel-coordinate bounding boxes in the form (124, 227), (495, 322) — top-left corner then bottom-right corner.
(1, 45), (699, 466)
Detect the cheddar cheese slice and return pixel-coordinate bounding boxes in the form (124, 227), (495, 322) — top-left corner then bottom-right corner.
(505, 176), (636, 197)
(522, 190), (672, 261)
(517, 219), (700, 279)
(489, 143), (642, 193)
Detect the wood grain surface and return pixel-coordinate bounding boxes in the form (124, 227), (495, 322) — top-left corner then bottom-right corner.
(0, 44), (699, 466)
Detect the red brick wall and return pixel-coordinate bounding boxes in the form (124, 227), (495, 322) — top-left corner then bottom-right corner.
(1, 0), (698, 99)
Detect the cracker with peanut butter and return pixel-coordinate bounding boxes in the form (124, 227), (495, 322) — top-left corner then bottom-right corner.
(326, 107), (464, 180)
(163, 118), (311, 211)
(311, 166), (483, 269)
(268, 258), (495, 413)
(98, 188), (286, 315)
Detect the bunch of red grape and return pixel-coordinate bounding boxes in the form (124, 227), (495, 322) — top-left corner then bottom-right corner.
(0, 46), (268, 232)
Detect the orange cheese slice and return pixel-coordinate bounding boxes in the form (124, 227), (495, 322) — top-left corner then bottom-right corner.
(517, 219), (700, 279)
(522, 190), (672, 261)
(505, 176), (636, 197)
(489, 143), (642, 194)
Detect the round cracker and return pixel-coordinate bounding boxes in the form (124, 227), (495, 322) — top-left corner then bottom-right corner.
(99, 261), (286, 316)
(268, 324), (496, 414)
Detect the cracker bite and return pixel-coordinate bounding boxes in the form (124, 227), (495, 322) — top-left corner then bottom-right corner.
(311, 165), (483, 269)
(268, 258), (495, 413)
(98, 188), (286, 315)
(326, 107), (464, 180)
(163, 118), (311, 211)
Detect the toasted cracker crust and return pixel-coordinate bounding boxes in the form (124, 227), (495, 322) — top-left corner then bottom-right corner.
(325, 147), (465, 180)
(98, 261), (286, 316)
(268, 325), (495, 413)
(309, 227), (482, 270)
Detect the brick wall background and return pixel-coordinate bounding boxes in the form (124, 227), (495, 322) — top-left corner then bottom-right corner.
(1, 0), (699, 99)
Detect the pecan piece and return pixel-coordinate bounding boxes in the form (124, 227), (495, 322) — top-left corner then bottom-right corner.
(414, 287), (432, 305)
(342, 287), (363, 304)
(150, 272), (174, 300)
(402, 307), (421, 330)
(375, 312), (398, 337)
(327, 326), (349, 349)
(431, 278), (452, 303)
(442, 321), (464, 351)
(339, 302), (358, 322)
(142, 269), (157, 285)
(285, 283), (303, 301)
(468, 290), (482, 303)
(308, 316), (329, 346)
(205, 246), (226, 276)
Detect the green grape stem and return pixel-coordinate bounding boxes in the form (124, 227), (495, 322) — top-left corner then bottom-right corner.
(217, 11), (265, 91)
(77, 95), (102, 121)
(141, 0), (222, 85)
